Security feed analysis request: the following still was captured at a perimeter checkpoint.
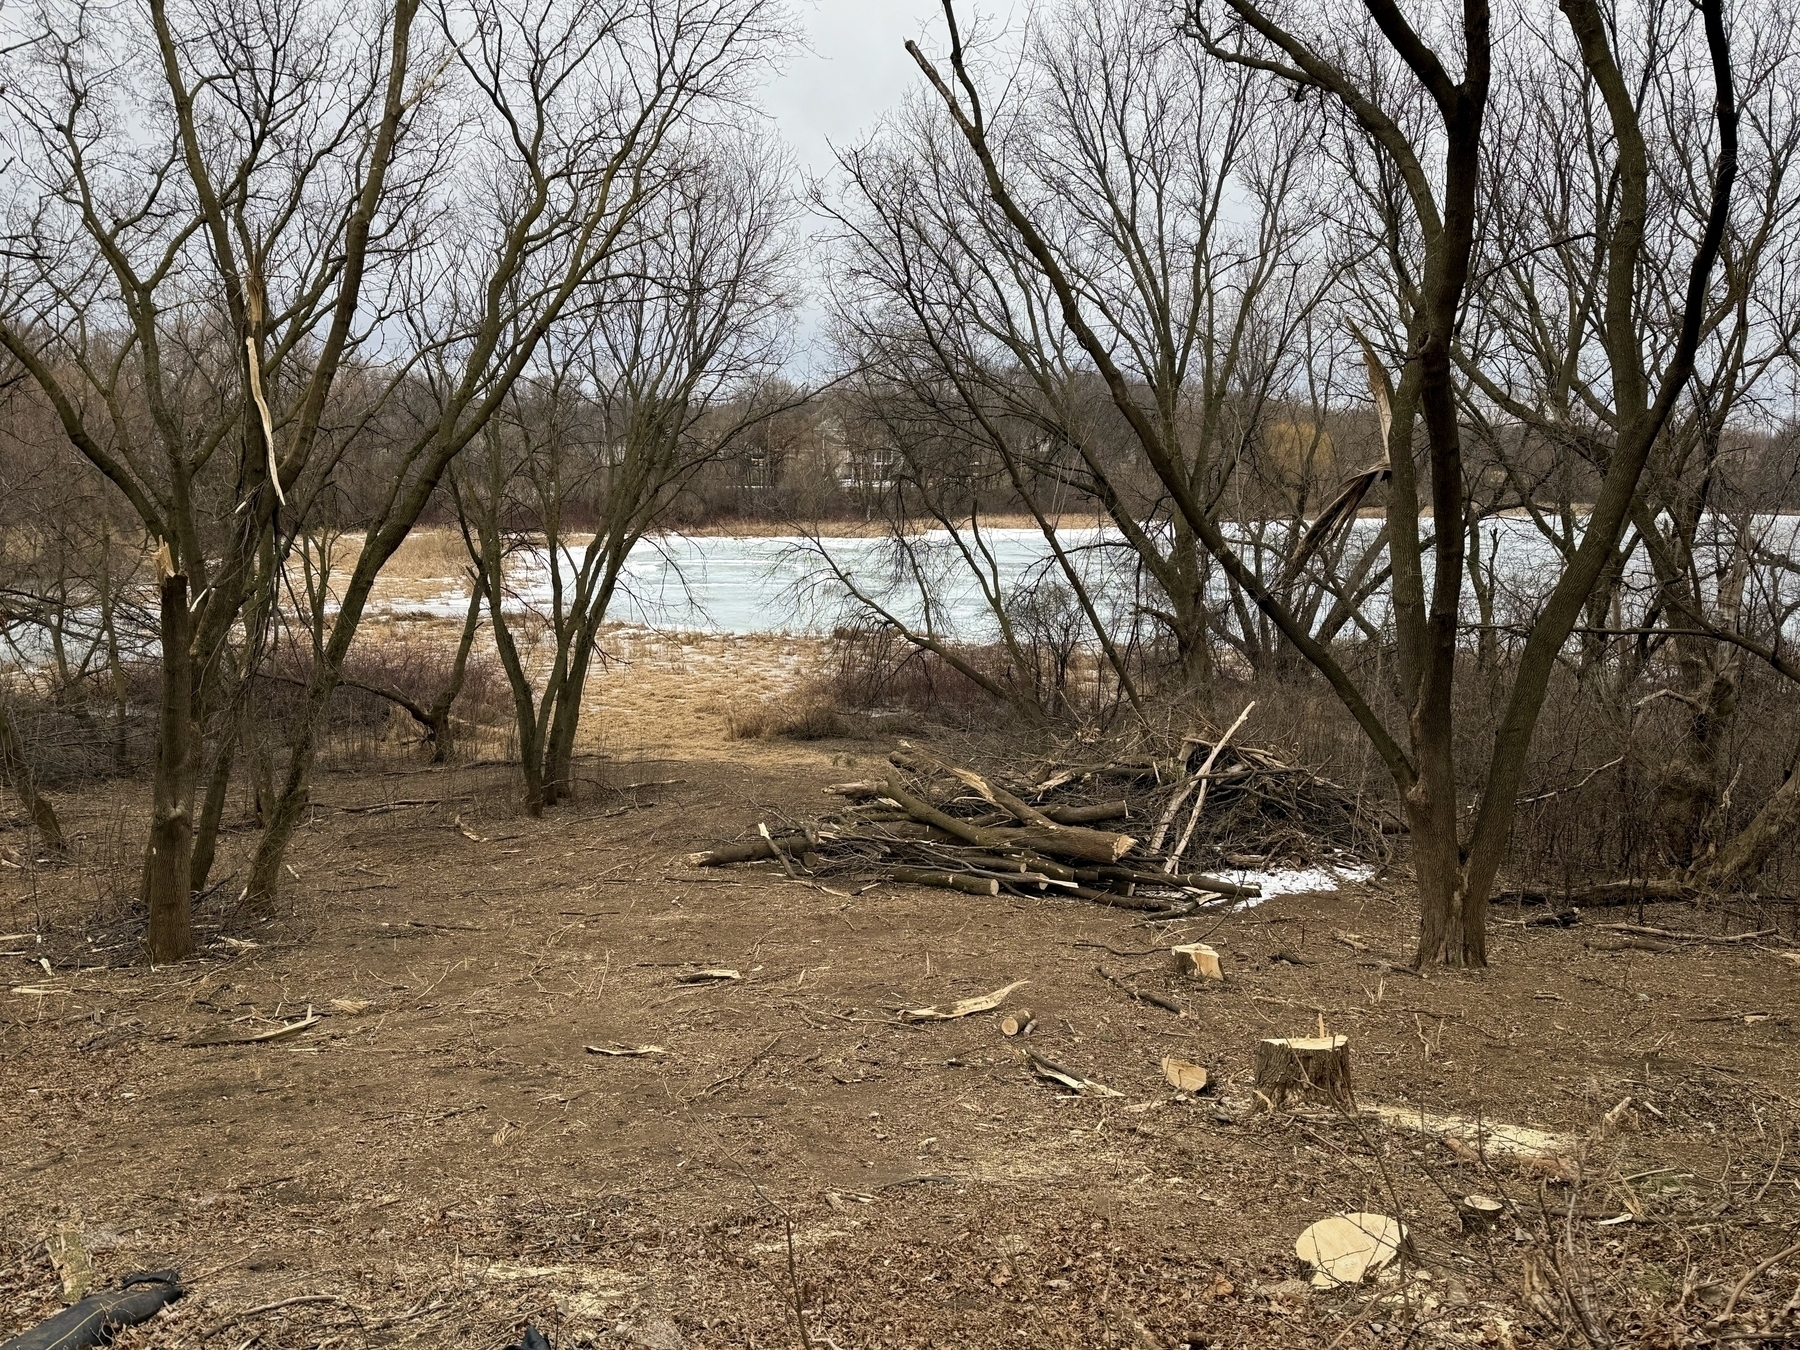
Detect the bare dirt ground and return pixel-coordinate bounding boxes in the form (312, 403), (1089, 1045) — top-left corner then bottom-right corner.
(4, 634), (1799, 1349)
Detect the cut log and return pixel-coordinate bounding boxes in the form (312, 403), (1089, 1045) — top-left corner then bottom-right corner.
(1171, 942), (1222, 980)
(880, 777), (1136, 864)
(1253, 1034), (1352, 1111)
(1041, 800), (1130, 825)
(1361, 1103), (1569, 1162)
(998, 1008), (1034, 1037)
(688, 834), (809, 867)
(891, 867), (999, 896)
(1458, 1194), (1506, 1233)
(1081, 865), (1260, 898)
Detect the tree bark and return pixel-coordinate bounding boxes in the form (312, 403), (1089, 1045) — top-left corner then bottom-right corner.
(1704, 761), (1800, 888)
(0, 701), (67, 854)
(190, 718), (239, 895)
(143, 569), (197, 963)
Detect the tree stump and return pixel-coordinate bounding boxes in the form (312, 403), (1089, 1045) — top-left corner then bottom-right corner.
(1253, 1034), (1352, 1110)
(1171, 942), (1222, 980)
(1457, 1194), (1506, 1233)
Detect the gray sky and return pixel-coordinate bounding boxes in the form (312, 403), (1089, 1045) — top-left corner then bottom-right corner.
(761, 2), (953, 177)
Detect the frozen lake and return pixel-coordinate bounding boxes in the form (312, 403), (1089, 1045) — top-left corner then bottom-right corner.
(386, 515), (1800, 642)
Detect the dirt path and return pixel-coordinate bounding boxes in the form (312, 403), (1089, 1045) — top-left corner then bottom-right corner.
(4, 698), (1799, 1347)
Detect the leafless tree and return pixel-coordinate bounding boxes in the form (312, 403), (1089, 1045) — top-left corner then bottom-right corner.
(452, 136), (797, 813)
(0, 0), (789, 954)
(822, 0), (1383, 717)
(903, 0), (1738, 965)
(0, 0), (437, 957)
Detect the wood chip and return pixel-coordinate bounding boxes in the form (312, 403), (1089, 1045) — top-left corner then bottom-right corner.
(585, 1043), (666, 1057)
(47, 1223), (92, 1303)
(1161, 1055), (1209, 1094)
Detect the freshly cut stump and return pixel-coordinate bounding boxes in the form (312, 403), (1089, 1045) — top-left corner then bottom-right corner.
(1295, 1212), (1405, 1287)
(1458, 1194), (1506, 1232)
(1254, 1034), (1352, 1110)
(1171, 942), (1222, 980)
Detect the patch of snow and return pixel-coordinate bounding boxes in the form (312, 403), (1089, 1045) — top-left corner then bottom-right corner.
(1218, 863), (1375, 907)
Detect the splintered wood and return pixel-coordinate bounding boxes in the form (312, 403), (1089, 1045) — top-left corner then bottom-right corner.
(1021, 1048), (1122, 1098)
(1254, 1034), (1352, 1111)
(900, 979), (1028, 1024)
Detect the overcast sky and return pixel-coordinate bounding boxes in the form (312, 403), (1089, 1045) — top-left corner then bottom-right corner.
(760, 2), (967, 177)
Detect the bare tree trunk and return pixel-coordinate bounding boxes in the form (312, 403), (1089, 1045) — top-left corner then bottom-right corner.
(1705, 761), (1800, 888)
(0, 701), (68, 854)
(143, 569), (197, 962)
(190, 718), (239, 894)
(428, 581), (485, 763)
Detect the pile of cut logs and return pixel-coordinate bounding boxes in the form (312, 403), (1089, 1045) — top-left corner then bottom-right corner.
(688, 728), (1380, 918)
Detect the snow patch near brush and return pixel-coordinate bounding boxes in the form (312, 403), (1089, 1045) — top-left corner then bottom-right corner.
(1220, 863), (1375, 907)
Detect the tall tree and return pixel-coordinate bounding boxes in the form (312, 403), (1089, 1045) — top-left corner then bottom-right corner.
(905, 0), (1737, 965)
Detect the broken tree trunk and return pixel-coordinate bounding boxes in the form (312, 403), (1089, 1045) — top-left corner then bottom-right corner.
(142, 564), (197, 964)
(1254, 1034), (1352, 1111)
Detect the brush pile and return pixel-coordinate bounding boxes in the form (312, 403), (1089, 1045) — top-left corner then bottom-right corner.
(688, 728), (1383, 918)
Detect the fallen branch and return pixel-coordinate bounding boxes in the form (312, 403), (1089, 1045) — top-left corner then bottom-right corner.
(1094, 964), (1183, 1015)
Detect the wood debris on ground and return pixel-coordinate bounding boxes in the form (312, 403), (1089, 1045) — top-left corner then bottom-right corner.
(899, 979), (1028, 1023)
(585, 1042), (666, 1057)
(685, 731), (1382, 917)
